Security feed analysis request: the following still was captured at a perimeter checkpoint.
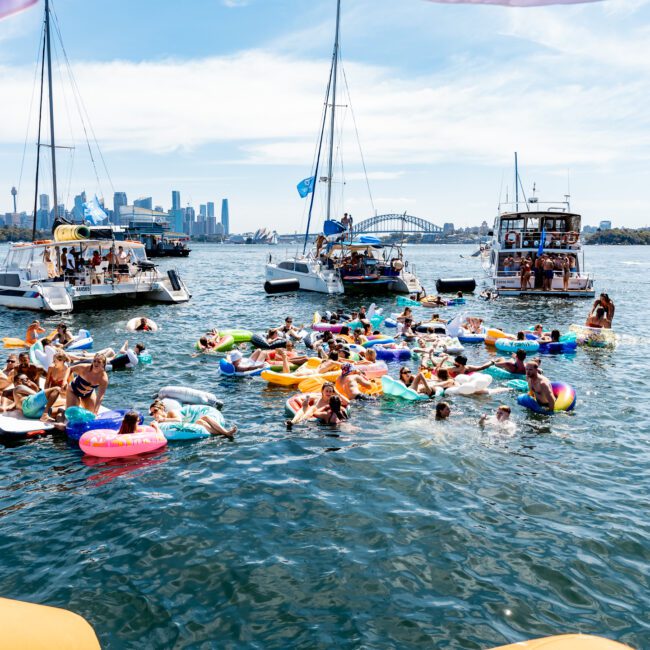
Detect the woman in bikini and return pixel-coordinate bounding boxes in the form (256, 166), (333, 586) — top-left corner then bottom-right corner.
(66, 353), (109, 414)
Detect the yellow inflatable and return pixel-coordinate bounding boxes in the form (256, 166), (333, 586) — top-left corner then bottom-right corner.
(2, 337), (28, 349)
(261, 357), (341, 387)
(484, 328), (511, 347)
(0, 597), (100, 649)
(489, 634), (632, 650)
(53, 224), (91, 242)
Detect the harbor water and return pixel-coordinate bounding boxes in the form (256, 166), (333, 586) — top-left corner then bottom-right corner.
(0, 244), (648, 649)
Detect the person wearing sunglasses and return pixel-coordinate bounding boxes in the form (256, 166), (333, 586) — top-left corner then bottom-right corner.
(278, 317), (304, 341)
(447, 354), (494, 378)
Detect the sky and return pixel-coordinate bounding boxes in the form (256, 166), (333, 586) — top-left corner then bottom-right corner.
(0, 0), (649, 233)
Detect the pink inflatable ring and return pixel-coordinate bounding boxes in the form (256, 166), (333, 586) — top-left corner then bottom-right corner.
(79, 426), (166, 458)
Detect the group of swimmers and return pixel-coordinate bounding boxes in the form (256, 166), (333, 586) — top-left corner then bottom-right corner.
(0, 321), (148, 425)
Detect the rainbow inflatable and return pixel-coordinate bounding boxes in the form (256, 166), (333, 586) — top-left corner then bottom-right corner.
(518, 381), (576, 414)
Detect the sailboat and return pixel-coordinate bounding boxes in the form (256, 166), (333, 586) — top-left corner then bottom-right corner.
(265, 0), (346, 295)
(265, 0), (423, 296)
(0, 0), (190, 312)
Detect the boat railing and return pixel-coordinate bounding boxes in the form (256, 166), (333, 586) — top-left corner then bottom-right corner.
(498, 230), (581, 250)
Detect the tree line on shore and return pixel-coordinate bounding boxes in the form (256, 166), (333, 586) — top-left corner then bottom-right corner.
(585, 228), (650, 245)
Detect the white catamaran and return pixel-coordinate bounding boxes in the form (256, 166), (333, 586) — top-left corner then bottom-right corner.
(0, 0), (190, 312)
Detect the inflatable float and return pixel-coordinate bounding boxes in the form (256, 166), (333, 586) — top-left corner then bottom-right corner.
(66, 329), (93, 351)
(157, 386), (223, 408)
(261, 358), (341, 387)
(158, 421), (211, 442)
(375, 345), (412, 362)
(219, 358), (266, 377)
(218, 329), (253, 343)
(518, 382), (576, 414)
(79, 426), (167, 458)
(568, 324), (615, 348)
(65, 408), (140, 442)
(488, 634), (632, 650)
(0, 596), (100, 649)
(381, 375), (428, 401)
(495, 338), (540, 354)
(444, 373), (492, 396)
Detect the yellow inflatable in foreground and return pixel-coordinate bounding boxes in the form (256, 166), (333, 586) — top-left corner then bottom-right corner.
(0, 597), (100, 649)
(489, 634), (632, 650)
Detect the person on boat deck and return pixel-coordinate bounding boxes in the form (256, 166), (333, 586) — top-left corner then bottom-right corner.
(495, 349), (527, 374)
(525, 362), (555, 411)
(65, 353), (109, 414)
(519, 259), (532, 290)
(561, 255), (571, 291)
(341, 213), (352, 231)
(542, 256), (555, 291)
(11, 374), (62, 422)
(116, 246), (130, 283)
(108, 341), (145, 371)
(503, 256), (513, 276)
(447, 354), (494, 378)
(25, 320), (45, 346)
(336, 363), (374, 400)
(89, 250), (102, 284)
(591, 293), (615, 324)
(149, 400), (237, 439)
(586, 306), (611, 329)
(43, 247), (57, 278)
(65, 248), (76, 274)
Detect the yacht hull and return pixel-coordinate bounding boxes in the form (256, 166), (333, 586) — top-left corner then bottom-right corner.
(265, 264), (344, 294)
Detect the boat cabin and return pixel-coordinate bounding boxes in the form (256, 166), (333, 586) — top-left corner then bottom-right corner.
(1, 239), (153, 286)
(495, 210), (582, 251)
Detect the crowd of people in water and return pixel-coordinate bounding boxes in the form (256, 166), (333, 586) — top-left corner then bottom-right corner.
(0, 291), (615, 443)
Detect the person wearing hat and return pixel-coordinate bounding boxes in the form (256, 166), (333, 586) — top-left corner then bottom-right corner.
(229, 348), (268, 372)
(335, 363), (374, 400)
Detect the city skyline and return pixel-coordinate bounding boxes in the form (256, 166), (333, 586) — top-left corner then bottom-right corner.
(1, 0), (649, 229)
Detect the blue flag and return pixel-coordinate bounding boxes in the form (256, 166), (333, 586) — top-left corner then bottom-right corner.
(83, 195), (108, 225)
(297, 176), (315, 198)
(537, 226), (546, 256)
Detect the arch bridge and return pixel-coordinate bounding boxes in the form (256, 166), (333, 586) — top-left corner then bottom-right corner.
(351, 213), (444, 236)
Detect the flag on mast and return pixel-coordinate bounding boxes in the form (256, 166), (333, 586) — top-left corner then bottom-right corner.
(0, 0), (38, 20)
(297, 176), (315, 199)
(424, 0), (599, 6)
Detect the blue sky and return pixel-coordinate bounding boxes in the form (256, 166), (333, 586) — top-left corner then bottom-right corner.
(1, 0), (649, 232)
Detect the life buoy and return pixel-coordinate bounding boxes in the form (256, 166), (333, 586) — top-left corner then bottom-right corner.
(505, 231), (519, 246)
(563, 231), (578, 245)
(392, 259), (404, 271)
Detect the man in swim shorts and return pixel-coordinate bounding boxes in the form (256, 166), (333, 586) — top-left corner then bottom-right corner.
(12, 374), (62, 421)
(525, 363), (555, 411)
(336, 363), (374, 400)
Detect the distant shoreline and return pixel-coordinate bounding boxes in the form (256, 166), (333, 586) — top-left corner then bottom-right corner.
(585, 228), (650, 245)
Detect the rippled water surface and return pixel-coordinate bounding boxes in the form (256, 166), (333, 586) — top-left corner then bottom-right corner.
(0, 244), (648, 649)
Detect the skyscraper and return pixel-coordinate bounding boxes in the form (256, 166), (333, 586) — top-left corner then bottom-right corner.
(199, 204), (207, 218)
(207, 202), (215, 218)
(37, 193), (50, 230)
(172, 190), (181, 211)
(134, 196), (153, 210)
(113, 192), (127, 224)
(221, 199), (229, 236)
(73, 192), (86, 222)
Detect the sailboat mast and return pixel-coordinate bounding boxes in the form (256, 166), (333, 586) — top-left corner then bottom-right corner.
(514, 151), (519, 212)
(325, 0), (341, 222)
(45, 0), (58, 220)
(32, 25), (47, 241)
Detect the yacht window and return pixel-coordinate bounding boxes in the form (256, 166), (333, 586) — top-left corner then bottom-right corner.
(278, 261), (294, 271)
(500, 218), (524, 234)
(294, 263), (309, 274)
